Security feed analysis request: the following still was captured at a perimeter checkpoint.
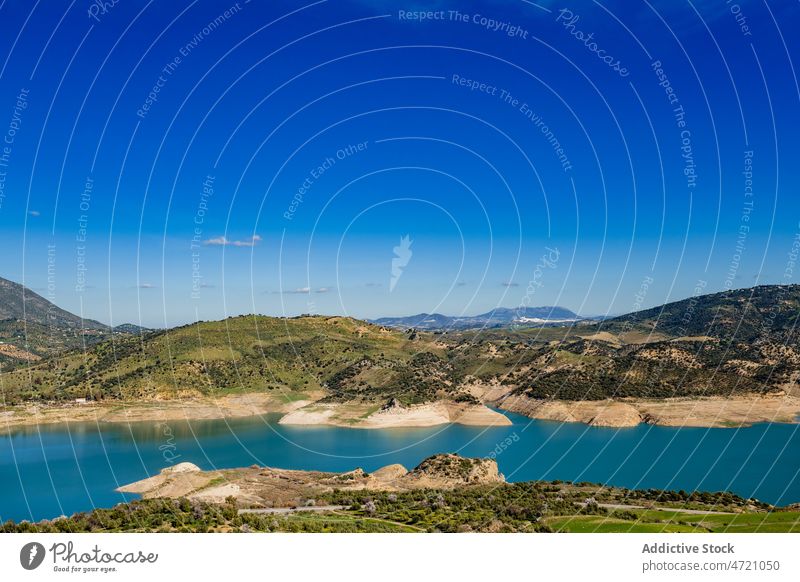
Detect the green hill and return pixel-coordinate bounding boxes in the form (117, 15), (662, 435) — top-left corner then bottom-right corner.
(0, 315), (461, 405)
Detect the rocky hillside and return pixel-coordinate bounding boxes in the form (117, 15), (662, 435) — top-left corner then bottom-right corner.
(498, 285), (800, 401)
(600, 284), (800, 342)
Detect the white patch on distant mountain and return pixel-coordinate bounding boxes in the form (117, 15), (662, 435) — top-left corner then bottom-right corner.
(516, 317), (580, 324)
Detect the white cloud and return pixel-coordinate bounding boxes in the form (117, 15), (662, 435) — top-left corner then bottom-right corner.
(204, 234), (262, 247)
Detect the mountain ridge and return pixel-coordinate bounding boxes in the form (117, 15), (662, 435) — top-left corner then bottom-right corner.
(0, 276), (148, 362)
(0, 276), (107, 330)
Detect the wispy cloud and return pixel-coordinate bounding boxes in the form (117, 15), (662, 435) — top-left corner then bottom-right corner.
(267, 285), (334, 295)
(28, 210), (40, 217)
(502, 281), (519, 287)
(138, 283), (156, 289)
(204, 234), (262, 247)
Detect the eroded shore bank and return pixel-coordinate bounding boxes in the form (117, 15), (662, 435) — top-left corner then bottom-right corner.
(2, 392), (798, 432)
(0, 394), (510, 432)
(497, 393), (800, 428)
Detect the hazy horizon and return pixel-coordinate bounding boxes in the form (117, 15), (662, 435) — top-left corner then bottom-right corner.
(5, 272), (790, 329)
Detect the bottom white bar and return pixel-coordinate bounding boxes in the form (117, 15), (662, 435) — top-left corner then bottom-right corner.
(1, 533), (797, 580)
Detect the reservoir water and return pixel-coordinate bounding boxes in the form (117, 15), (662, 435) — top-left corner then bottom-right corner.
(2, 410), (799, 523)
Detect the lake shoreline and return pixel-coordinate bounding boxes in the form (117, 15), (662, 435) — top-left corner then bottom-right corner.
(277, 400), (512, 429)
(0, 394), (512, 433)
(497, 393), (800, 429)
(0, 393), (313, 434)
(2, 392), (799, 433)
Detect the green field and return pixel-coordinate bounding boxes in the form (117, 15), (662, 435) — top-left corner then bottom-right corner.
(546, 509), (800, 533)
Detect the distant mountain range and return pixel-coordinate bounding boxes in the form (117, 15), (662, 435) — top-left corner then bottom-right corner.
(371, 306), (583, 331)
(0, 276), (149, 363)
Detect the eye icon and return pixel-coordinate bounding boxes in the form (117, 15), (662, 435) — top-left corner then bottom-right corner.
(20, 542), (46, 570)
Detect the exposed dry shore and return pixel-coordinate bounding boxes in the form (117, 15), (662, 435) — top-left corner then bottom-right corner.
(2, 390), (798, 432)
(497, 393), (800, 428)
(278, 400), (512, 429)
(0, 392), (316, 433)
(0, 393), (510, 432)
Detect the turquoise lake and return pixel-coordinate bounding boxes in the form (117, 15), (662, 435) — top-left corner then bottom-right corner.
(1, 410), (799, 523)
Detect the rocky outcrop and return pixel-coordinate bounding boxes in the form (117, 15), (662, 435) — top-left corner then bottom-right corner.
(402, 454), (504, 488)
(369, 464), (408, 484)
(117, 462), (219, 498)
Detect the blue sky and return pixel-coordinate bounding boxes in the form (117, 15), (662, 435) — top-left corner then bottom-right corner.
(0, 0), (798, 327)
